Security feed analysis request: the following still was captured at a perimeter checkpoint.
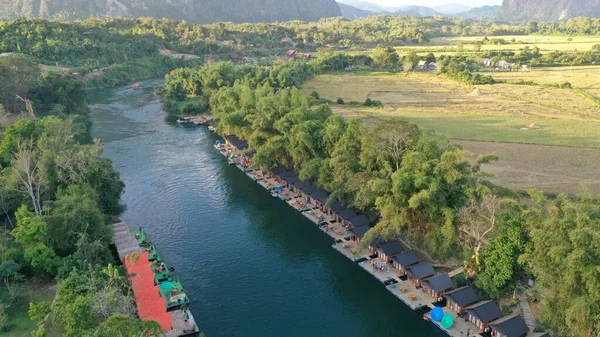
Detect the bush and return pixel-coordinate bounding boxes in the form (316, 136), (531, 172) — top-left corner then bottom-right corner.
(336, 98), (344, 104)
(310, 91), (320, 100)
(364, 98), (382, 107)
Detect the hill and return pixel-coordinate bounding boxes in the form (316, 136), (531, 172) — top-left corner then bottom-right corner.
(499, 0), (600, 21)
(394, 6), (441, 17)
(457, 5), (501, 20)
(0, 0), (342, 23)
(338, 3), (374, 19)
(432, 3), (472, 15)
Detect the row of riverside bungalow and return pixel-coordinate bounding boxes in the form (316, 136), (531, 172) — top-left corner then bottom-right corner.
(212, 135), (548, 337)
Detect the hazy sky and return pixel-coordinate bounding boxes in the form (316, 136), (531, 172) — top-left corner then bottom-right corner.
(352, 0), (502, 7)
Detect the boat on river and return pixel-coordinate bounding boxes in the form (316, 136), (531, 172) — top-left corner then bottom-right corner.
(113, 221), (199, 336)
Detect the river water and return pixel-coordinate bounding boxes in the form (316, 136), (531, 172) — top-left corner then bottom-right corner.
(88, 80), (444, 337)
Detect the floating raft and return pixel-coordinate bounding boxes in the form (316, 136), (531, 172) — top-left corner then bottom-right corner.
(112, 221), (199, 336)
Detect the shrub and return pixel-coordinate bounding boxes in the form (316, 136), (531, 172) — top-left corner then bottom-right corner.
(336, 98), (344, 104)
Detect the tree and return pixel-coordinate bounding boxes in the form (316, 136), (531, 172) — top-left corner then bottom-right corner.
(403, 50), (421, 72)
(46, 184), (110, 258)
(0, 55), (40, 114)
(10, 139), (45, 215)
(525, 193), (600, 337)
(0, 260), (21, 293)
(458, 194), (499, 271)
(11, 206), (60, 274)
(372, 45), (399, 68)
(475, 214), (529, 297)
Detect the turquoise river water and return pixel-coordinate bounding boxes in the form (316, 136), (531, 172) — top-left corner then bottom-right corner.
(88, 80), (446, 337)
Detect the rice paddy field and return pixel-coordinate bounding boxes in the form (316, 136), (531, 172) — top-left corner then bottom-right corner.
(302, 70), (600, 194)
(393, 35), (600, 55)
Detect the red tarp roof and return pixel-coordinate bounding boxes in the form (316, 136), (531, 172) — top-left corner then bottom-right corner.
(138, 297), (167, 318)
(134, 286), (162, 304)
(124, 251), (150, 267)
(126, 261), (154, 278)
(131, 273), (156, 293)
(143, 312), (173, 332)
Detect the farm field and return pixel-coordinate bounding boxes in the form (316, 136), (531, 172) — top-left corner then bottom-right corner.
(303, 70), (600, 193)
(491, 65), (600, 102)
(383, 35), (600, 57)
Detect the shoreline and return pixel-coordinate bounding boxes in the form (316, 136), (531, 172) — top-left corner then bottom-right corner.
(211, 134), (548, 337)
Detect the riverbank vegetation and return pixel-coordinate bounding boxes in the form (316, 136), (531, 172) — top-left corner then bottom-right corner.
(0, 55), (164, 336)
(163, 59), (600, 337)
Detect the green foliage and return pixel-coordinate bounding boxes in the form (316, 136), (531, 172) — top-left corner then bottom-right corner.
(0, 54), (40, 114)
(476, 215), (530, 297)
(525, 193), (600, 337)
(372, 45), (399, 68)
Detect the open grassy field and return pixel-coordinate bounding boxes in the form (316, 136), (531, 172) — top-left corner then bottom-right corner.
(2, 282), (60, 337)
(303, 70), (600, 193)
(491, 65), (600, 104)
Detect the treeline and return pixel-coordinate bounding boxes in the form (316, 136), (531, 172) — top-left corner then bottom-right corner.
(482, 46), (600, 67)
(0, 18), (222, 70)
(164, 60), (600, 337)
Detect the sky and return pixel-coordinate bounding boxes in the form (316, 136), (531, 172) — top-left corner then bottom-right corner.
(346, 0), (503, 7)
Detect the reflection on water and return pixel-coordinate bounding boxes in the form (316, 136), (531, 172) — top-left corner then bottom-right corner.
(89, 80), (444, 337)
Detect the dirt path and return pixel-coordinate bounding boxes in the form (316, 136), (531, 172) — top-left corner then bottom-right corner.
(456, 140), (600, 195)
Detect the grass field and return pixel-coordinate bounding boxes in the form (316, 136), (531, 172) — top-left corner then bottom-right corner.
(491, 65), (600, 104)
(304, 71), (600, 147)
(2, 282), (60, 337)
(303, 70), (600, 193)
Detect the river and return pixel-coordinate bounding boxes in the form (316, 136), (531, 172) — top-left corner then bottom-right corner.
(88, 80), (445, 337)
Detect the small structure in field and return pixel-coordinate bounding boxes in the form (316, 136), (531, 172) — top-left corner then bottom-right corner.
(286, 50), (297, 58)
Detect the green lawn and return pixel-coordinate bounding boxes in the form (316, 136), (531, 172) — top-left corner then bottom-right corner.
(368, 110), (600, 148)
(2, 282), (59, 337)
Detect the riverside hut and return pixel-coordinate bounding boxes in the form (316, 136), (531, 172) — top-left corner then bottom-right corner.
(406, 262), (435, 287)
(338, 209), (358, 228)
(349, 225), (369, 243)
(224, 135), (248, 151)
(444, 286), (479, 314)
(421, 273), (453, 300)
(374, 241), (403, 262)
(392, 250), (419, 275)
(488, 315), (529, 337)
(465, 300), (503, 332)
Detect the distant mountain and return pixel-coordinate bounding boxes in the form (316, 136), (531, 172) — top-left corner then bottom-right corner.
(395, 6), (442, 17)
(499, 0), (600, 21)
(337, 0), (389, 12)
(432, 3), (472, 15)
(457, 5), (501, 20)
(0, 0), (342, 23)
(338, 3), (375, 19)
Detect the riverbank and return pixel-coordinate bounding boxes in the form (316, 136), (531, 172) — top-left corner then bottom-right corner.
(211, 134), (547, 337)
(89, 81), (444, 336)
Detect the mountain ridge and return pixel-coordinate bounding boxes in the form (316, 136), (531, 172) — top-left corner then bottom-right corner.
(0, 0), (342, 23)
(499, 0), (600, 21)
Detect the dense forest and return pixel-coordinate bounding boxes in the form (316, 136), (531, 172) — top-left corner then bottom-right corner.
(162, 59), (600, 337)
